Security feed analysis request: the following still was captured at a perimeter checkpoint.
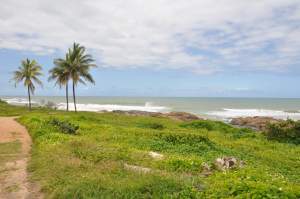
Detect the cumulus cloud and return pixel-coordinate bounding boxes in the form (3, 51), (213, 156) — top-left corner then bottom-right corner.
(0, 0), (300, 74)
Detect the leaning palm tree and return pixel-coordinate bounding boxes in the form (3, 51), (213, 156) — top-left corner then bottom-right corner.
(67, 43), (96, 112)
(49, 56), (70, 111)
(12, 59), (43, 110)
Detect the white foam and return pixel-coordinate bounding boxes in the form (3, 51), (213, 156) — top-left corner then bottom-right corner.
(208, 108), (300, 120)
(1, 97), (38, 105)
(56, 102), (168, 112)
(1, 97), (168, 112)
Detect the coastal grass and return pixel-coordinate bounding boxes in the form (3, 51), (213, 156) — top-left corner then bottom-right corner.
(0, 99), (55, 116)
(1, 101), (299, 198)
(14, 109), (300, 198)
(0, 100), (28, 116)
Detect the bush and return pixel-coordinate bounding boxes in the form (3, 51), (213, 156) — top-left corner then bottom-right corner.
(48, 118), (79, 135)
(264, 119), (300, 144)
(149, 132), (219, 154)
(181, 120), (254, 138)
(159, 133), (211, 146)
(138, 122), (165, 130)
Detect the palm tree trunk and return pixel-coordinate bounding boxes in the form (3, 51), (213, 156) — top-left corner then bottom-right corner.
(66, 83), (69, 111)
(72, 81), (77, 112)
(27, 86), (31, 111)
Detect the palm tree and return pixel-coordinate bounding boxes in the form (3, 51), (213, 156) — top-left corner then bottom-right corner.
(67, 43), (96, 112)
(49, 56), (70, 111)
(12, 59), (43, 110)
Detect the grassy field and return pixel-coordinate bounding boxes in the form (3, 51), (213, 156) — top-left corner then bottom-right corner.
(1, 101), (300, 198)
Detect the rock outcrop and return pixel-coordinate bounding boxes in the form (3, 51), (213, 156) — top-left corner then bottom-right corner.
(230, 116), (282, 131)
(164, 112), (200, 121)
(112, 110), (201, 122)
(214, 157), (244, 171)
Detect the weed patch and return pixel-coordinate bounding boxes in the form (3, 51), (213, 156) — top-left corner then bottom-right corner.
(48, 118), (79, 135)
(138, 122), (165, 130)
(265, 119), (300, 144)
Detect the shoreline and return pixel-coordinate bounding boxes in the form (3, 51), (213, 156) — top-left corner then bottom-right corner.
(2, 97), (300, 121)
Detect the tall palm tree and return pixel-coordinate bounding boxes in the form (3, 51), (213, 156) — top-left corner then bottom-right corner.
(49, 56), (70, 111)
(67, 43), (96, 112)
(12, 59), (43, 110)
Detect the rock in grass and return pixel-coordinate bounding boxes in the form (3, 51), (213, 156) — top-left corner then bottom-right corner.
(149, 151), (164, 160)
(214, 157), (244, 171)
(124, 163), (151, 174)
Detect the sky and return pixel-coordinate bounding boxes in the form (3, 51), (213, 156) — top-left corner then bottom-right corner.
(0, 0), (300, 97)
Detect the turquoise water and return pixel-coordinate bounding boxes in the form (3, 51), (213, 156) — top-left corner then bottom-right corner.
(2, 96), (300, 120)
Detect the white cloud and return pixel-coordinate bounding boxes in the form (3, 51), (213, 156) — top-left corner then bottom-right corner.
(0, 0), (300, 74)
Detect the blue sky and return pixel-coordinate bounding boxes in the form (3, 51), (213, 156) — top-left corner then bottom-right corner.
(1, 0), (300, 97)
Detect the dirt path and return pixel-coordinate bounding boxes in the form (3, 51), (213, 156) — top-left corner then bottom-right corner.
(0, 117), (42, 199)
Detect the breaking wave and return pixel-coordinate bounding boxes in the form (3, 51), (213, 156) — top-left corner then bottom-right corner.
(207, 108), (300, 120)
(1, 97), (168, 112)
(1, 97), (38, 105)
(56, 102), (168, 112)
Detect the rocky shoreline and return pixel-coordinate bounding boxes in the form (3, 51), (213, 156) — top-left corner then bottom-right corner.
(111, 110), (285, 131)
(111, 110), (201, 122)
(230, 116), (282, 131)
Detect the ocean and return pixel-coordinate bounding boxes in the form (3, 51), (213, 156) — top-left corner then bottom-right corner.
(2, 96), (300, 121)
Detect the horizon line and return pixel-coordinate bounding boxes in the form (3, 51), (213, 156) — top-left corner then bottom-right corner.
(1, 95), (300, 99)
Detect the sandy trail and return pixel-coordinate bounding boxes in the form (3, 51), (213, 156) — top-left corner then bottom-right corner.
(0, 117), (42, 199)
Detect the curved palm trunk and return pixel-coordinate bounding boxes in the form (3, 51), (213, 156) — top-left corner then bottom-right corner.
(66, 83), (69, 111)
(27, 85), (31, 111)
(72, 81), (77, 112)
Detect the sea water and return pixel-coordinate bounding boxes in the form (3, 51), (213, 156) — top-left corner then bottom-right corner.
(2, 96), (300, 120)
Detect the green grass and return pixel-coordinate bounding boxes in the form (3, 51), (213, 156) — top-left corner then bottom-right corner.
(0, 100), (28, 116)
(1, 102), (299, 198)
(0, 99), (62, 116)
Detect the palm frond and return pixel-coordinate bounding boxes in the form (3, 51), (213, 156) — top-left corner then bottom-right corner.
(12, 58), (43, 94)
(66, 42), (97, 87)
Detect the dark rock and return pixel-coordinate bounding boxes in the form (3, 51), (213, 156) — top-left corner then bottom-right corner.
(164, 112), (200, 121)
(111, 110), (201, 121)
(112, 110), (162, 117)
(230, 116), (282, 131)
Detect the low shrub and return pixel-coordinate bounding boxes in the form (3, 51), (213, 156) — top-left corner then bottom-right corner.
(148, 132), (220, 154)
(138, 122), (165, 130)
(48, 118), (79, 135)
(159, 133), (211, 146)
(180, 120), (219, 131)
(181, 120), (254, 138)
(264, 119), (300, 144)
